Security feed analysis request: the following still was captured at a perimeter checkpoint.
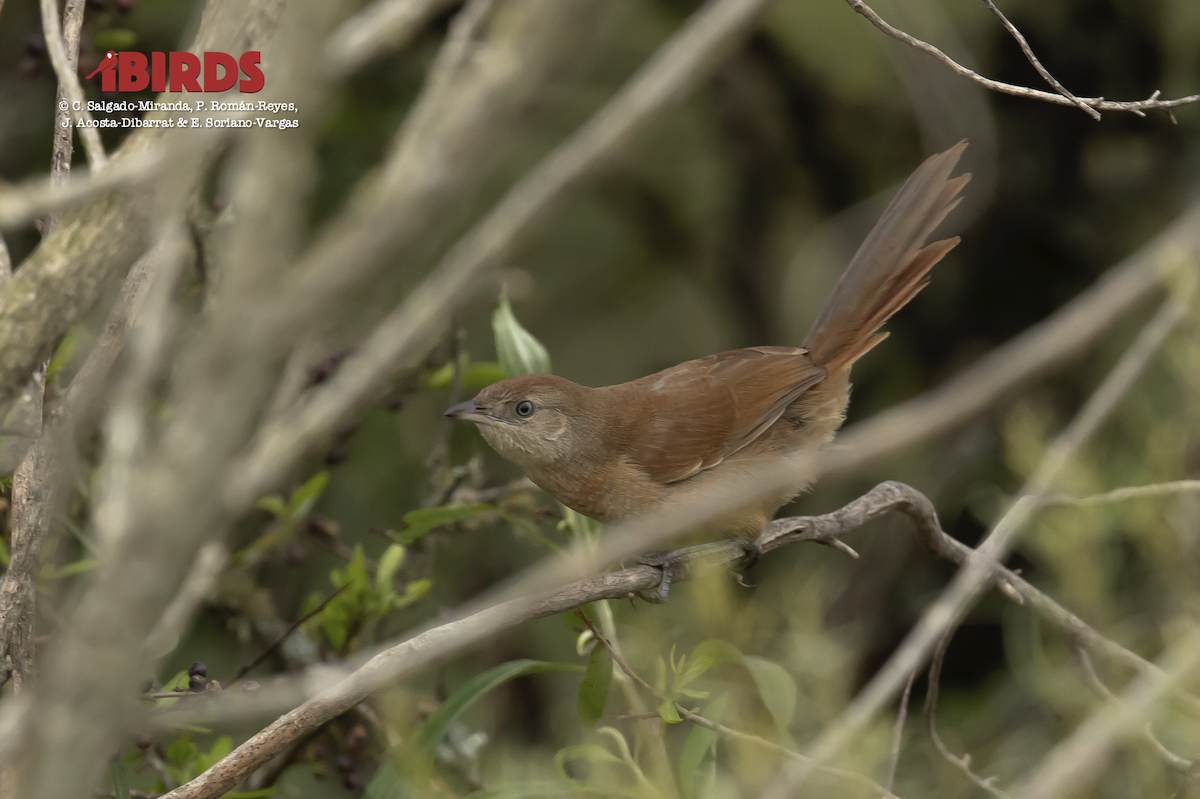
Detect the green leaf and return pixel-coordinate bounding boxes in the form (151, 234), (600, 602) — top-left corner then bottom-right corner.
(52, 558), (98, 579)
(676, 655), (714, 690)
(428, 360), (509, 390)
(743, 655), (797, 731)
(398, 503), (494, 545)
(255, 495), (287, 517)
(689, 640), (797, 737)
(658, 699), (682, 724)
(165, 733), (197, 766)
(492, 294), (551, 377)
(195, 736), (233, 771)
(320, 596), (352, 652)
(413, 660), (580, 755)
(288, 471), (329, 519)
(679, 694), (728, 799)
(0, 538), (10, 568)
(375, 543), (405, 597)
(577, 643), (613, 726)
(391, 577), (431, 610)
(93, 29), (137, 51)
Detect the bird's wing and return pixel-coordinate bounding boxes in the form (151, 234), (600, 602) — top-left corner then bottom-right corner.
(625, 346), (826, 484)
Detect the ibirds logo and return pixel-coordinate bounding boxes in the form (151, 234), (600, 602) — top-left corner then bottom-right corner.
(84, 50), (264, 93)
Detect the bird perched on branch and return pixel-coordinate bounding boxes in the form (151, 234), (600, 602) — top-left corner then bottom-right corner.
(447, 142), (970, 553)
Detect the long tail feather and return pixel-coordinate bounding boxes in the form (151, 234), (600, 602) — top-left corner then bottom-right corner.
(802, 141), (971, 370)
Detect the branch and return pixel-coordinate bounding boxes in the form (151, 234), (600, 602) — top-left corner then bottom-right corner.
(845, 0), (1200, 117)
(925, 631), (1011, 797)
(1075, 646), (1191, 772)
(0, 148), (168, 230)
(0, 0), (288, 414)
(40, 0), (105, 169)
(155, 480), (1190, 799)
(327, 0), (459, 75)
(1015, 634), (1200, 799)
(766, 289), (1193, 798)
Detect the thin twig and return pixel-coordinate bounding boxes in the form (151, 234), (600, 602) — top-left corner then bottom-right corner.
(844, 0), (1200, 116)
(1016, 634), (1200, 799)
(1042, 481), (1200, 509)
(233, 584), (349, 682)
(980, 0), (1099, 119)
(1075, 646), (1191, 772)
(574, 610), (903, 799)
(925, 631), (1011, 797)
(884, 670), (916, 795)
(144, 746), (176, 791)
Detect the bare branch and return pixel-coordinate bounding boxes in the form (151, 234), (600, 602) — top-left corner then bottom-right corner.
(0, 148), (169, 230)
(1016, 635), (1200, 799)
(844, 0), (1200, 116)
(152, 479), (1196, 798)
(327, 0), (460, 75)
(1075, 647), (1191, 772)
(145, 544), (229, 660)
(765, 288), (1193, 798)
(925, 631), (1012, 797)
(980, 0), (1098, 119)
(884, 670), (916, 795)
(39, 0), (105, 169)
(1042, 480), (1200, 509)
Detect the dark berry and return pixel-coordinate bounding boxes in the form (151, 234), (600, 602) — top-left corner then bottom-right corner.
(335, 754), (353, 774)
(188, 673), (206, 692)
(188, 661), (207, 679)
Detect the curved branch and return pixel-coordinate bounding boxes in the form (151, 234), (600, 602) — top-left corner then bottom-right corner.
(845, 0), (1200, 116)
(156, 480), (1194, 799)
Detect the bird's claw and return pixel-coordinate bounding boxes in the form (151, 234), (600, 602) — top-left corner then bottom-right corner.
(636, 551), (675, 602)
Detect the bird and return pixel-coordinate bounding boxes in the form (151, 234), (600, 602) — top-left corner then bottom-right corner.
(446, 142), (970, 553)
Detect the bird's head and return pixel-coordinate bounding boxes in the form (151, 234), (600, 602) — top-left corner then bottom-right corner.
(444, 374), (598, 470)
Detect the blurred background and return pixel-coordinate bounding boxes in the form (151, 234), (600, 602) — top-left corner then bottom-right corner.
(3, 0), (1200, 796)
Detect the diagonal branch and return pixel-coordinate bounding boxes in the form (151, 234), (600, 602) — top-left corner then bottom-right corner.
(152, 479), (1199, 799)
(765, 288), (1194, 798)
(844, 0), (1200, 117)
(980, 0), (1098, 119)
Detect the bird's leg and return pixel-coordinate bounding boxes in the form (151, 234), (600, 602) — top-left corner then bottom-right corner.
(637, 541), (746, 602)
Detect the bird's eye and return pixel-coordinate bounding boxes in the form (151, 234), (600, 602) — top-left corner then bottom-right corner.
(515, 400), (535, 418)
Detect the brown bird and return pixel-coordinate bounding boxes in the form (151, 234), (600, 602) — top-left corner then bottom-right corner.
(447, 142), (970, 550)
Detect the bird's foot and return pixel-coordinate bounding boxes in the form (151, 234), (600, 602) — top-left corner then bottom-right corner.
(636, 551), (675, 602)
(740, 538), (764, 570)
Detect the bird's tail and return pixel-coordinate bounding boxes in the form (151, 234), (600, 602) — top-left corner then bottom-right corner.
(802, 141), (970, 371)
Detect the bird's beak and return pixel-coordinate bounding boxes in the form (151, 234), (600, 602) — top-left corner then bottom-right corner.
(444, 399), (494, 425)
